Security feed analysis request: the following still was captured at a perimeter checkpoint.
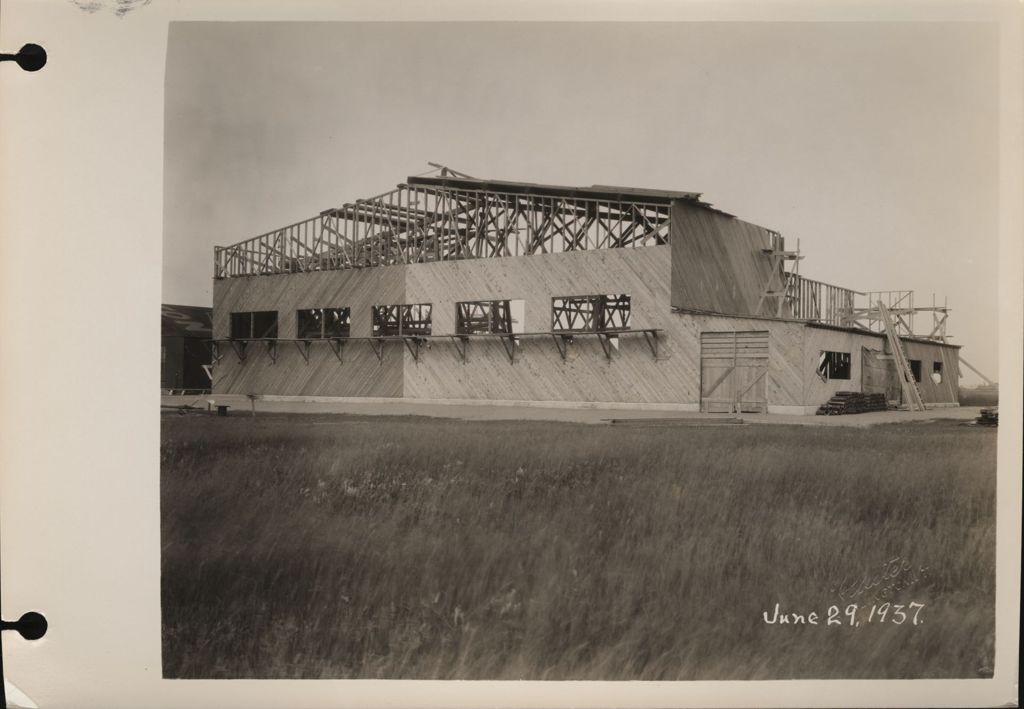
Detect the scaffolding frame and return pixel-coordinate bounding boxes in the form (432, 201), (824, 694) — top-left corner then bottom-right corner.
(839, 291), (950, 343)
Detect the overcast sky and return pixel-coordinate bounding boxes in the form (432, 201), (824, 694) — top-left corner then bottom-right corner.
(163, 21), (999, 379)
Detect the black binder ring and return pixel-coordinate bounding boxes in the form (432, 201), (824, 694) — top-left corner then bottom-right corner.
(0, 611), (48, 707)
(0, 44), (47, 72)
(0, 611), (48, 640)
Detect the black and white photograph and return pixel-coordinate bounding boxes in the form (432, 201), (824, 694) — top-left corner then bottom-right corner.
(0, 1), (1021, 707)
(160, 20), (999, 681)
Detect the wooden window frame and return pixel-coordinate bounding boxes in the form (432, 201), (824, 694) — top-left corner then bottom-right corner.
(372, 303), (432, 336)
(229, 310), (278, 340)
(297, 307), (351, 339)
(551, 294), (631, 333)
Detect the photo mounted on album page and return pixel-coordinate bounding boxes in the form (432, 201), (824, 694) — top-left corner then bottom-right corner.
(0, 1), (1020, 708)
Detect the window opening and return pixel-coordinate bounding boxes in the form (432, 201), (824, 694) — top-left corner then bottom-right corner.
(816, 350), (851, 380)
(230, 311), (278, 339)
(552, 294), (630, 332)
(298, 307), (351, 339)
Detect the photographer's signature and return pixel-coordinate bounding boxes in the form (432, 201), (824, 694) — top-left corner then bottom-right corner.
(830, 556), (929, 603)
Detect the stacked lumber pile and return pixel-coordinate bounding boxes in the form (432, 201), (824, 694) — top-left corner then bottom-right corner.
(816, 391), (888, 416)
(976, 407), (999, 426)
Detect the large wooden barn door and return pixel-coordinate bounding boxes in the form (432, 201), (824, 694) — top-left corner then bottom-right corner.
(700, 331), (769, 413)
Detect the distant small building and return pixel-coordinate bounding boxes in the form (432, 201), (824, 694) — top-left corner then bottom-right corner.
(162, 304), (213, 391)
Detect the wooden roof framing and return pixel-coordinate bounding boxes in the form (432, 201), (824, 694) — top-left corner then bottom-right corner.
(215, 176), (678, 279)
(211, 171), (952, 344)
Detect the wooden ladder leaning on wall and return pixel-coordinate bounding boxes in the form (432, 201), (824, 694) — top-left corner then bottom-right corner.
(876, 301), (925, 412)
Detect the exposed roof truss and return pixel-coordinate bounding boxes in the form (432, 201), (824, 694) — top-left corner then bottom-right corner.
(215, 179), (675, 278)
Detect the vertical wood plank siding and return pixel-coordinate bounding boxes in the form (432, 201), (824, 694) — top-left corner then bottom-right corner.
(699, 331), (770, 413)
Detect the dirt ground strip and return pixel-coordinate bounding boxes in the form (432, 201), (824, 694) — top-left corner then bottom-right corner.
(161, 394), (982, 428)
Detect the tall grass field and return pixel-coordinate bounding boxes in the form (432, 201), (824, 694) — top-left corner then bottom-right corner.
(161, 413), (995, 679)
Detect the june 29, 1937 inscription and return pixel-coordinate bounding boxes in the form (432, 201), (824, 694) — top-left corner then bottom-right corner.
(762, 602), (925, 627)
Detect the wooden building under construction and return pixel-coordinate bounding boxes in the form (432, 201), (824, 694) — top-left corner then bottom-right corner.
(209, 171), (960, 414)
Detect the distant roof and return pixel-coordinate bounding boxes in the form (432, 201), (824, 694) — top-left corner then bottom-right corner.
(162, 304), (212, 338)
(407, 175), (704, 206)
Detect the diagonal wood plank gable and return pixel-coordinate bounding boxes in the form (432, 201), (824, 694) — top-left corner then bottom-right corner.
(669, 201), (781, 317)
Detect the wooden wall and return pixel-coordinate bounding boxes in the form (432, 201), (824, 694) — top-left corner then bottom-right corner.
(903, 339), (960, 404)
(210, 242), (960, 410)
(402, 247), (810, 407)
(402, 247), (694, 404)
(671, 312), (805, 408)
(799, 325), (960, 407)
(801, 326), (890, 407)
(861, 347), (901, 402)
(212, 266), (406, 397)
(669, 201), (781, 317)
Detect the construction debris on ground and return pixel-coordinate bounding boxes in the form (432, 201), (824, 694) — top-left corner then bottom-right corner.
(816, 391), (889, 416)
(975, 407), (999, 426)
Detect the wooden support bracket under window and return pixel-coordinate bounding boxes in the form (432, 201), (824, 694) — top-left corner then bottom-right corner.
(230, 340), (247, 364)
(552, 333), (573, 361)
(329, 338), (345, 364)
(450, 335), (469, 364)
(403, 336), (425, 363)
(642, 330), (659, 360)
(499, 334), (518, 365)
(293, 339), (311, 364)
(369, 338), (385, 364)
